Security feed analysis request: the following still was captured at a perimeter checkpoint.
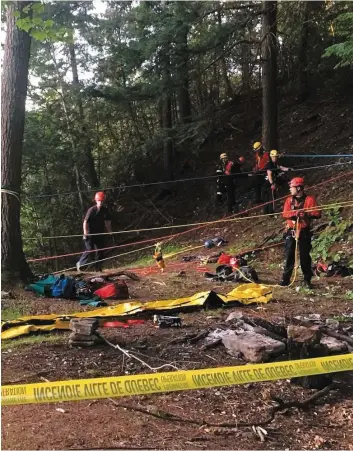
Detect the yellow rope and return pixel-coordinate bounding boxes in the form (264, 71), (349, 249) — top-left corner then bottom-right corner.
(287, 218), (300, 288)
(23, 200), (353, 241)
(163, 245), (204, 259)
(232, 219), (299, 289)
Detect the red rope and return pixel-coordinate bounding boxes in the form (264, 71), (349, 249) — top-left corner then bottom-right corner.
(27, 169), (353, 264)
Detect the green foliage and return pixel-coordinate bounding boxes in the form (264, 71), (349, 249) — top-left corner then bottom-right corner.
(323, 12), (353, 68)
(345, 290), (353, 301)
(312, 208), (351, 263)
(13, 0), (353, 274)
(1, 333), (64, 351)
(1, 306), (26, 322)
(15, 3), (72, 42)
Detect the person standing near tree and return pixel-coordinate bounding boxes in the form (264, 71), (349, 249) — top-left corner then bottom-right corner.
(279, 177), (321, 288)
(251, 141), (269, 204)
(76, 191), (112, 272)
(263, 149), (290, 214)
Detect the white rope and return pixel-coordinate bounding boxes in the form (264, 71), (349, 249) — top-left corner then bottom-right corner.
(29, 199), (353, 241)
(1, 189), (20, 202)
(97, 333), (180, 372)
(53, 244), (155, 274)
(25, 160), (353, 200)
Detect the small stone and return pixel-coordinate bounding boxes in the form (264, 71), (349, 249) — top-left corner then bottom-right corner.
(325, 319), (339, 329)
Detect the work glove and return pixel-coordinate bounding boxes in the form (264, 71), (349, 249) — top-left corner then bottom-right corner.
(271, 184), (276, 191)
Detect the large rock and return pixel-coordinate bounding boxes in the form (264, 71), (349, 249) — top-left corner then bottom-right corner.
(321, 336), (348, 353)
(222, 331), (286, 363)
(287, 325), (321, 344)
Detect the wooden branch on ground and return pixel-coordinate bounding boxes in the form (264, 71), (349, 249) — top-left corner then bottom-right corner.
(168, 332), (201, 345)
(253, 326), (287, 343)
(321, 327), (353, 346)
(189, 330), (210, 344)
(200, 338), (222, 351)
(242, 315), (287, 338)
(109, 383), (337, 428)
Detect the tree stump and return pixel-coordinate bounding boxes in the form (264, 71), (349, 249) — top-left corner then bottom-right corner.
(287, 325), (332, 389)
(69, 318), (102, 347)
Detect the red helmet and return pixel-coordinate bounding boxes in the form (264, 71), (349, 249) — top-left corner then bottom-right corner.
(239, 156), (245, 163)
(289, 177), (304, 188)
(94, 191), (105, 201)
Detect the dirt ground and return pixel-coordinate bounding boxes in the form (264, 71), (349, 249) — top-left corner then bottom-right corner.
(2, 260), (353, 450)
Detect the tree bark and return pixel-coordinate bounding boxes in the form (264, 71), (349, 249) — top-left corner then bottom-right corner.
(241, 38), (251, 94)
(161, 47), (174, 182)
(175, 20), (192, 124)
(261, 1), (278, 151)
(1, 2), (34, 283)
(297, 1), (310, 101)
(68, 42), (100, 188)
(218, 6), (233, 99)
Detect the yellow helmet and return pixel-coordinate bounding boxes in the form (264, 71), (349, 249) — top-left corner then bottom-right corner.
(270, 149), (278, 157)
(253, 141), (262, 151)
(220, 153), (228, 160)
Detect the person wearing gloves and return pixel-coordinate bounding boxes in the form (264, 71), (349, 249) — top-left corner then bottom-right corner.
(279, 178), (321, 288)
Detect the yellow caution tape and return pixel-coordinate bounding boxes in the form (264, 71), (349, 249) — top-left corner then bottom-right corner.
(2, 354), (352, 406)
(1, 284), (272, 340)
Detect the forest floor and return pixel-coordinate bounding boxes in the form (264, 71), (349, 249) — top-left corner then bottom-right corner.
(2, 214), (353, 450)
(2, 94), (353, 450)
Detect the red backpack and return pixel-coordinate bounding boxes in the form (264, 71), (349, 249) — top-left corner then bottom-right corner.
(217, 253), (231, 265)
(94, 280), (129, 300)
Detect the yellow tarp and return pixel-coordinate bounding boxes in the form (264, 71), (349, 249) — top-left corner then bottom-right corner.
(1, 284), (272, 340)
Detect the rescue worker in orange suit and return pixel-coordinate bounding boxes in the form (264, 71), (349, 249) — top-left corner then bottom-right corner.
(216, 153), (244, 213)
(263, 149), (290, 214)
(279, 177), (321, 288)
(77, 191), (112, 272)
(251, 141), (269, 204)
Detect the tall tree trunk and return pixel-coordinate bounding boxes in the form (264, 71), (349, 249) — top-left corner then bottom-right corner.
(298, 1), (310, 101)
(241, 38), (251, 94)
(1, 1), (33, 283)
(261, 0), (278, 151)
(50, 45), (85, 212)
(176, 4), (192, 124)
(68, 43), (100, 188)
(162, 48), (174, 182)
(218, 6), (233, 99)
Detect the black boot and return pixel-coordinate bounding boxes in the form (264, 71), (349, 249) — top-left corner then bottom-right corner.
(278, 280), (290, 287)
(302, 280), (313, 289)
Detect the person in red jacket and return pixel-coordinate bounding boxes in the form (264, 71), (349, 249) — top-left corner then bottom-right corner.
(216, 153), (244, 213)
(251, 141), (270, 203)
(279, 177), (321, 288)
